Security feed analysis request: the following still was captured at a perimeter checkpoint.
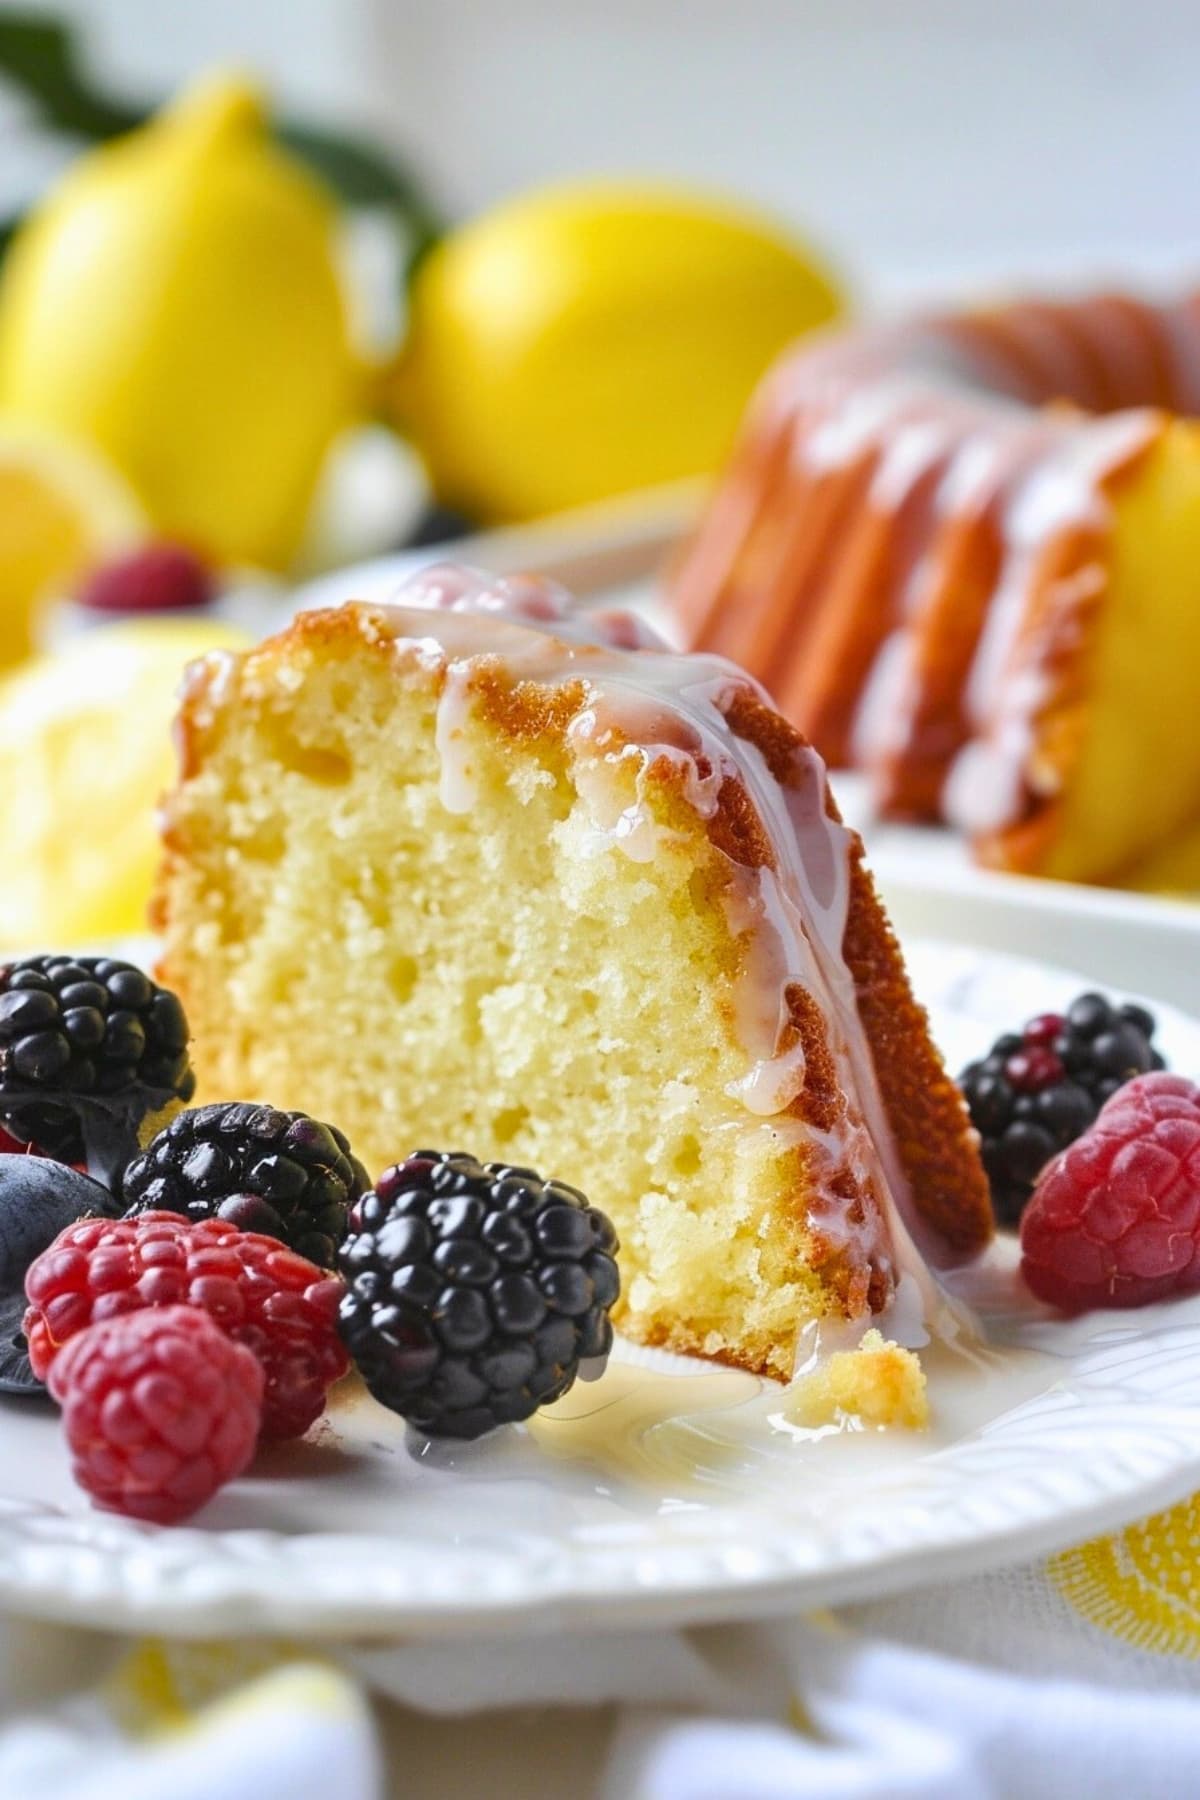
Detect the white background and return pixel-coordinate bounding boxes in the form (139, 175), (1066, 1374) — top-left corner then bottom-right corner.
(3, 0), (1199, 306)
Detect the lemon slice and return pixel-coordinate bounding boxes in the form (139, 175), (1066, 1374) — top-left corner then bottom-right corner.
(0, 617), (249, 948)
(0, 420), (147, 670)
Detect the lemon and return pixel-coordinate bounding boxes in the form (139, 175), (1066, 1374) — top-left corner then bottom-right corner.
(0, 73), (360, 569)
(0, 617), (250, 947)
(0, 419), (146, 672)
(388, 181), (845, 522)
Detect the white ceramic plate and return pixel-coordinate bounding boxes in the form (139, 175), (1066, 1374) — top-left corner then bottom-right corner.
(1, 941), (1199, 1642)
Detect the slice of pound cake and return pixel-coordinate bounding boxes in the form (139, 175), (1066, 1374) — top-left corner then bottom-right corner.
(155, 565), (990, 1381)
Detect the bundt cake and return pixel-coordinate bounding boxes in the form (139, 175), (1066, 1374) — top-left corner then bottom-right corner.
(154, 565), (990, 1383)
(670, 295), (1200, 888)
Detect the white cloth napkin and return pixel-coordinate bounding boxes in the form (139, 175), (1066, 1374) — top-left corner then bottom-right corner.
(2, 1514), (1198, 1800)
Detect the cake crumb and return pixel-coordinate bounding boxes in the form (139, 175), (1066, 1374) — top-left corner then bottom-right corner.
(784, 1328), (929, 1430)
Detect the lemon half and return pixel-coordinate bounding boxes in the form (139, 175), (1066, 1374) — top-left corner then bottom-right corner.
(0, 617), (249, 947)
(0, 420), (146, 671)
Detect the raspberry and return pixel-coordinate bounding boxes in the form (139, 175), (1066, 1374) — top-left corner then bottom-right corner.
(1020, 1073), (1200, 1312)
(338, 1150), (620, 1439)
(25, 1212), (348, 1439)
(49, 1305), (262, 1523)
(78, 543), (213, 616)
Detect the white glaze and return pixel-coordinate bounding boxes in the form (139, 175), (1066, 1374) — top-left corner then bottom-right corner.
(363, 564), (959, 1336)
(709, 314), (1165, 852)
(942, 410), (1156, 835)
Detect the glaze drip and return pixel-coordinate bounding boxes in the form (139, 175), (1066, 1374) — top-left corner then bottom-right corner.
(670, 295), (1186, 862)
(366, 563), (956, 1333)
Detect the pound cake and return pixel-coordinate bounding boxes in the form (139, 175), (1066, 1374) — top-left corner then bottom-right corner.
(154, 565), (989, 1381)
(671, 294), (1200, 888)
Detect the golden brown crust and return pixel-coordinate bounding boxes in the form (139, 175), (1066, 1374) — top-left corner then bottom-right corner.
(719, 674), (993, 1258)
(840, 836), (993, 1255)
(669, 296), (1179, 874)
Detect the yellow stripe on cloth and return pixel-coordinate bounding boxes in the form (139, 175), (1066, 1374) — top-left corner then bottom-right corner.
(1050, 1494), (1200, 1658)
(107, 1638), (330, 1735)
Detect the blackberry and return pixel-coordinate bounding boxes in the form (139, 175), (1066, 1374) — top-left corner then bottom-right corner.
(338, 1150), (620, 1440)
(120, 1101), (368, 1268)
(959, 991), (1164, 1228)
(0, 956), (196, 1184)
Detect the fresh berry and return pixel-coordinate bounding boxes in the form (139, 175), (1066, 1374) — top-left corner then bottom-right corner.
(78, 542), (213, 616)
(25, 1212), (348, 1439)
(959, 991), (1164, 1227)
(121, 1102), (366, 1270)
(1022, 1013), (1065, 1047)
(0, 1156), (117, 1394)
(0, 957), (195, 1183)
(49, 1305), (262, 1523)
(1020, 1073), (1200, 1313)
(338, 1151), (620, 1440)
(1004, 1047), (1065, 1093)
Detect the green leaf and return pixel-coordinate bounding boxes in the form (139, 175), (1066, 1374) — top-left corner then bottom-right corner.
(278, 120), (441, 269)
(0, 12), (442, 281)
(0, 13), (145, 139)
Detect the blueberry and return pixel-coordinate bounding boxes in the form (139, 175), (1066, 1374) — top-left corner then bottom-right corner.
(0, 1294), (39, 1399)
(0, 1155), (118, 1395)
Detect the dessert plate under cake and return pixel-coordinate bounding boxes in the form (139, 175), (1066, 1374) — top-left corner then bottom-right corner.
(0, 940), (1199, 1641)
